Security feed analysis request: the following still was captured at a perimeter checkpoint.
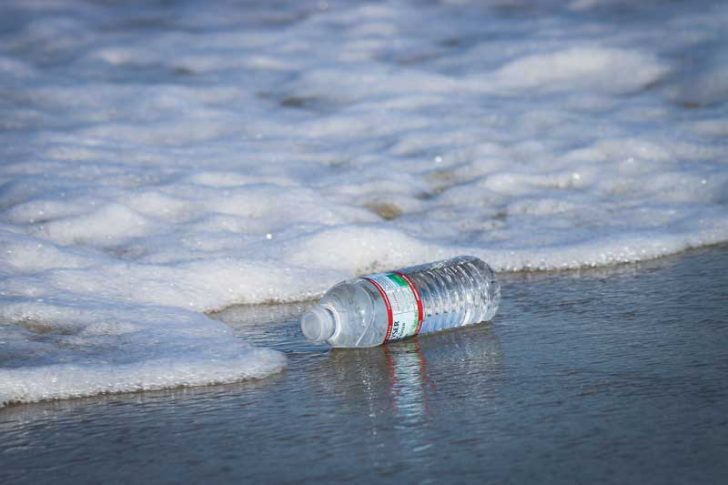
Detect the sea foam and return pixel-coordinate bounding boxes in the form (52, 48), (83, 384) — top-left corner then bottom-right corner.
(1, 0), (727, 406)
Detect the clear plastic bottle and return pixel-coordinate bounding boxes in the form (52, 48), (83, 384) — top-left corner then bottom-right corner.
(301, 256), (500, 348)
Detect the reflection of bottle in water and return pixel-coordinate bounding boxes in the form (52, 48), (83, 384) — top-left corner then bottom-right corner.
(313, 324), (504, 465)
(301, 256), (500, 348)
(383, 341), (432, 420)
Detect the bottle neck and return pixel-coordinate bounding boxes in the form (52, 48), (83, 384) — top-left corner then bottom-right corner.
(301, 304), (337, 342)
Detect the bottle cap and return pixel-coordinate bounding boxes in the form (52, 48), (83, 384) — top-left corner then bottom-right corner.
(301, 305), (336, 342)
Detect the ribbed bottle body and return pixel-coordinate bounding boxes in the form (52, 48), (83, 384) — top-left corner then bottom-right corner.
(401, 256), (500, 335)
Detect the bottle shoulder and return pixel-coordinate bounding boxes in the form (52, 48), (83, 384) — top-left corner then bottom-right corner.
(320, 277), (389, 347)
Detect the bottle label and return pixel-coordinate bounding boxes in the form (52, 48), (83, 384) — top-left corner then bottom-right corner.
(364, 272), (423, 342)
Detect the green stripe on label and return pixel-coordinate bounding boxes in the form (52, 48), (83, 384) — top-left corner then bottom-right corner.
(389, 273), (409, 287)
(367, 272), (419, 342)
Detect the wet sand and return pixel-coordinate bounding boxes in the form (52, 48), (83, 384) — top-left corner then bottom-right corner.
(1, 246), (727, 483)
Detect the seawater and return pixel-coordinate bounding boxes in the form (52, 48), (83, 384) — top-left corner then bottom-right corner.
(1, 0), (727, 405)
(1, 246), (727, 482)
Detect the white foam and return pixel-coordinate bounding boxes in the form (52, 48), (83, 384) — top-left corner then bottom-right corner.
(491, 47), (668, 94)
(0, 297), (285, 407)
(1, 0), (727, 406)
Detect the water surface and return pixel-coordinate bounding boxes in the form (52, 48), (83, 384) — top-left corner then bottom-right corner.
(1, 246), (727, 483)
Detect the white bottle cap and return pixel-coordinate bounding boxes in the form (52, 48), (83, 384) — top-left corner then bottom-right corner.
(301, 305), (336, 342)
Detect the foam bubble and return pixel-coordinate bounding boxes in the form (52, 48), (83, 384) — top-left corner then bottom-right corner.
(491, 47), (668, 94)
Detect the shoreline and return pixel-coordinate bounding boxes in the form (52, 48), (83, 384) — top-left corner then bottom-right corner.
(0, 243), (725, 411)
(2, 243), (726, 483)
(204, 241), (728, 312)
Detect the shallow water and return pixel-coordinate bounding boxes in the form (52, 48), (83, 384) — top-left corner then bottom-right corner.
(1, 245), (726, 483)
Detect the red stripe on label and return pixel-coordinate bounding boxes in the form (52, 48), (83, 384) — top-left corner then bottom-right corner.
(364, 277), (394, 341)
(396, 272), (424, 335)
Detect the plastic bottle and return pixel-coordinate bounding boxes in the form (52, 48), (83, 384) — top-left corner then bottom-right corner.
(301, 256), (500, 347)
